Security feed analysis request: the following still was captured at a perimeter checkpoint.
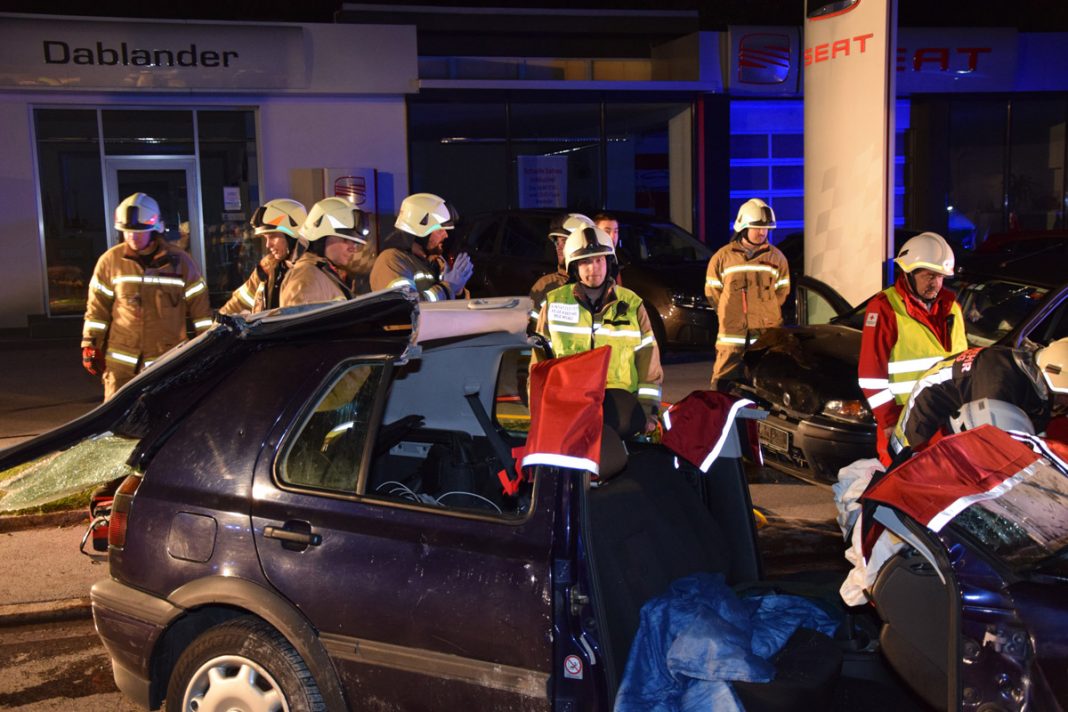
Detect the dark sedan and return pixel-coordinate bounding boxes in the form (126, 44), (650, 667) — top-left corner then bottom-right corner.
(739, 236), (1068, 484)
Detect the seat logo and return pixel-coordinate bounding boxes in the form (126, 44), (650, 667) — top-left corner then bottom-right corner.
(737, 33), (791, 85)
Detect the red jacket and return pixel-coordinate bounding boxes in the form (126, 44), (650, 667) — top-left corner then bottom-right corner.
(858, 274), (966, 462)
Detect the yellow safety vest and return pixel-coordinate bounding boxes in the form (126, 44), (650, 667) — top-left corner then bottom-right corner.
(884, 287), (967, 406)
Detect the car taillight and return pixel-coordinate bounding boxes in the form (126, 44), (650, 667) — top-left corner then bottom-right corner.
(108, 474), (142, 549)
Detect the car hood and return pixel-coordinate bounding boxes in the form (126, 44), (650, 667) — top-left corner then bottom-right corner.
(744, 324), (865, 418)
(625, 260), (708, 296)
(0, 290), (418, 471)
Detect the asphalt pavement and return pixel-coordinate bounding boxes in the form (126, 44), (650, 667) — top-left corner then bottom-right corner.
(0, 337), (839, 628)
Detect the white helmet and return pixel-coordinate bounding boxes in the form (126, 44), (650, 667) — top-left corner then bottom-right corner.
(563, 225), (614, 270)
(733, 198), (776, 233)
(114, 193), (164, 233)
(303, 197), (370, 245)
(395, 193), (457, 238)
(949, 398), (1035, 436)
(251, 198), (307, 239)
(895, 232), (955, 276)
(549, 212), (595, 239)
(1036, 337), (1068, 394)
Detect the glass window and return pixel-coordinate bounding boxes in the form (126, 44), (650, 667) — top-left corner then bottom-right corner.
(34, 108), (107, 316)
(731, 134), (768, 159)
(948, 101), (1007, 246)
(281, 363), (384, 493)
(494, 348), (531, 436)
(500, 215), (553, 260)
(102, 110), (195, 155)
(1009, 99), (1067, 232)
(957, 278), (1049, 347)
(605, 103), (692, 220)
(512, 102), (602, 213)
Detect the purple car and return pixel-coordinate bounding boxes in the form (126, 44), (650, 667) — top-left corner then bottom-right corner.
(2, 291), (1063, 711)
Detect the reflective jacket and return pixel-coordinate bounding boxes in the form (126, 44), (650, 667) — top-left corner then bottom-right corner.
(533, 281), (663, 414)
(893, 345), (1050, 452)
(370, 232), (455, 302)
(704, 241), (790, 347)
(219, 255), (288, 315)
(279, 253), (353, 307)
(82, 239), (211, 371)
(858, 274), (967, 460)
(528, 268), (568, 325)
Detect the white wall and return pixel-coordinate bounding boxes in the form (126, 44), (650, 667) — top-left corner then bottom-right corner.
(0, 99), (47, 328)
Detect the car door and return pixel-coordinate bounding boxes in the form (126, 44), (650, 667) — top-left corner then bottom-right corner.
(251, 356), (556, 711)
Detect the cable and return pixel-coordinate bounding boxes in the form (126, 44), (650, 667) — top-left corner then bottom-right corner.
(436, 491), (503, 514)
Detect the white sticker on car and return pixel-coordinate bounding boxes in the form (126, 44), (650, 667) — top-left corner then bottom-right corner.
(549, 302), (581, 324)
(563, 654), (584, 679)
(865, 312), (878, 327)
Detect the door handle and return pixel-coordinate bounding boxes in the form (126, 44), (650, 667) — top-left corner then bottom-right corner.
(264, 522), (322, 551)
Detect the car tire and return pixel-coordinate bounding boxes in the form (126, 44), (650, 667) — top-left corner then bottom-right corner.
(166, 616), (325, 712)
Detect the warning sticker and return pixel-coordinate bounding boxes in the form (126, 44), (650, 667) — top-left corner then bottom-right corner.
(563, 654), (584, 680)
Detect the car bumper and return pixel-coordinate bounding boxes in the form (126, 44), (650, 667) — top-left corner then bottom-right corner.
(91, 577), (184, 709)
(757, 413), (875, 483)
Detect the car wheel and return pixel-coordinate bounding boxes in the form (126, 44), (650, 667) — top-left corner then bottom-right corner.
(166, 616), (325, 712)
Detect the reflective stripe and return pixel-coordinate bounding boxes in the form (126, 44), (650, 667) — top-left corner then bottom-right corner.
(90, 277), (115, 298)
(84, 319), (109, 332)
(706, 277), (723, 288)
(858, 377), (889, 390)
(889, 380), (917, 395)
(775, 278), (790, 289)
(185, 280), (206, 298)
(722, 264), (780, 277)
(717, 335), (747, 345)
(521, 452), (599, 475)
(193, 318), (213, 331)
(413, 272), (436, 282)
(662, 409), (672, 430)
(698, 398), (754, 473)
(865, 389), (894, 409)
(237, 284), (256, 307)
(388, 278), (415, 290)
(597, 328), (641, 339)
(114, 275), (185, 288)
(636, 334), (656, 349)
(107, 350), (139, 366)
(549, 324), (593, 335)
(143, 360), (155, 368)
(926, 466), (1033, 533)
(887, 355), (943, 375)
(638, 386), (661, 399)
(422, 289), (440, 302)
(529, 310), (540, 319)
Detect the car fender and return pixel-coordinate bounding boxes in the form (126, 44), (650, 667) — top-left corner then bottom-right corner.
(168, 575), (348, 711)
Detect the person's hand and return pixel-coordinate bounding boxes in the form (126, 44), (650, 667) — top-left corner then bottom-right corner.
(82, 346), (104, 376)
(442, 252), (474, 296)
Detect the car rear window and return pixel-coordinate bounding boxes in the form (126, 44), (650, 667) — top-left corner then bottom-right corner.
(957, 279), (1050, 347)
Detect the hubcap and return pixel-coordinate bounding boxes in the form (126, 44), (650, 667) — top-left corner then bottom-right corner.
(183, 654), (289, 712)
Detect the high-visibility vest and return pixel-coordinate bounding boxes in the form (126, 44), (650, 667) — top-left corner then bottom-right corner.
(543, 286), (659, 403)
(884, 287), (967, 406)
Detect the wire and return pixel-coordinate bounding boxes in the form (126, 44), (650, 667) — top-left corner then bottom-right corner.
(436, 491), (503, 514)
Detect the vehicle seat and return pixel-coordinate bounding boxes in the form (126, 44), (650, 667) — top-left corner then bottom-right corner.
(587, 450), (841, 710)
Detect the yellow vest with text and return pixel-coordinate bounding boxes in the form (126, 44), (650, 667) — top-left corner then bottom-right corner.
(884, 287), (967, 406)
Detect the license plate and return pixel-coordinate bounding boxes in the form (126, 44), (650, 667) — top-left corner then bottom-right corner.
(759, 421), (791, 453)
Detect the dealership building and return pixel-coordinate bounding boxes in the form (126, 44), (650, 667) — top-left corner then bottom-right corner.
(0, 7), (1065, 332)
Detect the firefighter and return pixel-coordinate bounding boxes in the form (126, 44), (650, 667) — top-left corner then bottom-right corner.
(280, 197), (370, 307)
(528, 213), (594, 327)
(369, 192), (472, 301)
(858, 231), (968, 464)
(219, 198), (307, 315)
(81, 192), (212, 400)
(533, 224), (663, 434)
(704, 198), (790, 390)
(892, 337), (1068, 454)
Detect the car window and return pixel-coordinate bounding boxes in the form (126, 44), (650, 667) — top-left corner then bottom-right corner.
(796, 284), (840, 326)
(1015, 288), (1068, 347)
(618, 221), (712, 264)
(494, 347), (532, 436)
(463, 217), (501, 256)
(280, 362), (384, 493)
(957, 279), (1050, 347)
(500, 216), (553, 260)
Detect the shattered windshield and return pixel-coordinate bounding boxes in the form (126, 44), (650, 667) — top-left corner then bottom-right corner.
(951, 458), (1068, 575)
(0, 434), (137, 512)
(956, 279), (1049, 347)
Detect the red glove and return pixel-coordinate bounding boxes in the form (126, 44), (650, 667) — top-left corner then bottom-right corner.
(82, 346), (104, 376)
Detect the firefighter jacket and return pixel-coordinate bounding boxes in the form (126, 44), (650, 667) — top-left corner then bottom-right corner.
(528, 268), (568, 325)
(893, 345), (1050, 452)
(704, 241), (790, 348)
(370, 231), (457, 302)
(279, 253), (354, 307)
(219, 255), (289, 315)
(82, 239), (211, 371)
(858, 274), (967, 460)
(533, 281), (663, 415)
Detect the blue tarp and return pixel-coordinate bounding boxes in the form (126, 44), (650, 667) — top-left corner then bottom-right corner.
(615, 573), (839, 712)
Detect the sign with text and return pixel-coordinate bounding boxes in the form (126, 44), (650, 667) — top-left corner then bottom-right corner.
(803, 0), (897, 306)
(517, 155), (567, 209)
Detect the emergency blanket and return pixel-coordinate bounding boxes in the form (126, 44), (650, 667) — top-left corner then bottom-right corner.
(519, 346), (609, 474)
(615, 573), (838, 712)
(661, 391), (754, 472)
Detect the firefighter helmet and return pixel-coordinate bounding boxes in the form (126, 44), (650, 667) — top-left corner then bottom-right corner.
(563, 225), (614, 271)
(949, 398), (1035, 435)
(303, 197), (370, 245)
(250, 199), (307, 239)
(733, 198), (777, 233)
(549, 213), (595, 239)
(395, 193), (457, 238)
(114, 193), (164, 233)
(1036, 337), (1068, 394)
(894, 232), (955, 276)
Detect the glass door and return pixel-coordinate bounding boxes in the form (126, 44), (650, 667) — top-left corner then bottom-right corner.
(105, 157), (203, 272)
